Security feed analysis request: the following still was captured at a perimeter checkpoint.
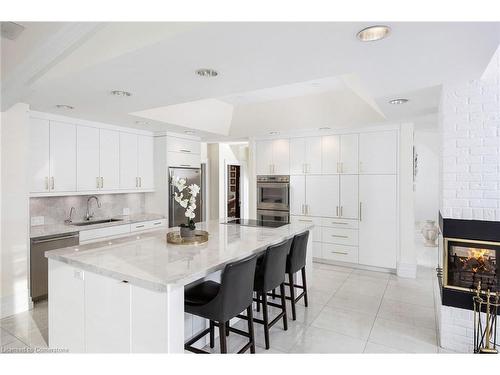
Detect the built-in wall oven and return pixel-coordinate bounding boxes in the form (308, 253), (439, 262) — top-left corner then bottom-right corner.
(256, 175), (290, 223)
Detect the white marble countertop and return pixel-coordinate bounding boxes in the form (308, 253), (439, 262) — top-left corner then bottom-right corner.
(45, 219), (314, 292)
(30, 213), (165, 238)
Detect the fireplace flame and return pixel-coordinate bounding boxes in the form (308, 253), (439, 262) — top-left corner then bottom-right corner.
(459, 248), (494, 273)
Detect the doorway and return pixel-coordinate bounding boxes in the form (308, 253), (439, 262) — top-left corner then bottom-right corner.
(227, 164), (241, 218)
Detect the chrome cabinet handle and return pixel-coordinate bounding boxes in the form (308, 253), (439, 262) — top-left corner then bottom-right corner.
(336, 206), (339, 217)
(331, 251), (348, 255)
(96, 177), (100, 189)
(359, 202), (362, 221)
(179, 164), (190, 167)
(45, 177), (49, 191)
(50, 177), (55, 190)
(101, 177), (104, 189)
(330, 221), (348, 225)
(153, 222), (162, 225)
(135, 225), (144, 228)
(340, 206), (343, 217)
(298, 219), (313, 223)
(179, 149), (191, 153)
(139, 177), (142, 188)
(331, 234), (348, 238)
(305, 204), (309, 215)
(135, 177), (138, 188)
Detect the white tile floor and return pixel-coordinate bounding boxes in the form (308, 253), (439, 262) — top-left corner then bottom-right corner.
(0, 262), (441, 354)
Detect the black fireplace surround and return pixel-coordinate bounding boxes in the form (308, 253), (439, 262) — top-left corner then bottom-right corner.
(439, 212), (500, 312)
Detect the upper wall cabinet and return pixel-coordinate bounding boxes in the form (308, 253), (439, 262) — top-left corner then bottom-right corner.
(290, 137), (322, 175)
(77, 126), (100, 191)
(50, 121), (77, 192)
(359, 130), (398, 174)
(99, 129), (120, 190)
(321, 134), (358, 174)
(119, 133), (139, 190)
(256, 139), (290, 175)
(137, 135), (154, 189)
(29, 118), (50, 193)
(166, 135), (201, 168)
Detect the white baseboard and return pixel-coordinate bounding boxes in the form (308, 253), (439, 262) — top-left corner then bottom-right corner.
(396, 262), (417, 278)
(0, 289), (30, 319)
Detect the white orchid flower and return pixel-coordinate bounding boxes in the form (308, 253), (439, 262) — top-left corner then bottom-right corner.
(188, 184), (200, 196)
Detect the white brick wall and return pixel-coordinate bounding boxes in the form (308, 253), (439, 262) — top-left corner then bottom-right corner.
(440, 46), (500, 220)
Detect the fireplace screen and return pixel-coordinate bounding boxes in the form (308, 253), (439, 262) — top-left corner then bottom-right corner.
(445, 238), (499, 292)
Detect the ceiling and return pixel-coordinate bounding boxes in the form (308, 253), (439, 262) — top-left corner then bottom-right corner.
(2, 22), (499, 140)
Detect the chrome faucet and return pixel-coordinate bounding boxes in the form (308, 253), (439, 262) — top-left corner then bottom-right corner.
(64, 207), (76, 224)
(85, 196), (101, 221)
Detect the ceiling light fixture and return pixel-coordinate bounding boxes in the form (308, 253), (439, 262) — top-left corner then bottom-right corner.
(356, 25), (391, 42)
(195, 68), (219, 78)
(55, 104), (74, 110)
(110, 90), (132, 97)
(184, 130), (196, 135)
(389, 98), (409, 105)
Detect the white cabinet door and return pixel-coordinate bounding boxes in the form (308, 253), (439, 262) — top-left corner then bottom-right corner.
(340, 134), (358, 174)
(166, 136), (200, 154)
(99, 129), (120, 190)
(359, 130), (398, 174)
(359, 175), (397, 269)
(120, 133), (138, 189)
(77, 126), (100, 191)
(137, 135), (154, 189)
(272, 139), (290, 175)
(339, 175), (358, 219)
(305, 137), (322, 174)
(50, 121), (76, 192)
(305, 175), (339, 217)
(321, 135), (340, 174)
(290, 175), (306, 216)
(85, 271), (131, 352)
(256, 140), (273, 175)
(29, 118), (50, 193)
(289, 138), (306, 174)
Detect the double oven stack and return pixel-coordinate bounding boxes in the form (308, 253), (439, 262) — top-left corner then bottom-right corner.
(256, 175), (290, 223)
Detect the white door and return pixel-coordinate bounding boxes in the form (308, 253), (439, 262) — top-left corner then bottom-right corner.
(321, 135), (340, 174)
(305, 137), (322, 174)
(290, 175), (306, 216)
(29, 118), (50, 193)
(255, 140), (273, 175)
(289, 138), (306, 174)
(85, 271), (131, 352)
(359, 175), (397, 268)
(77, 126), (100, 191)
(50, 121), (77, 192)
(340, 134), (359, 174)
(359, 130), (398, 174)
(339, 175), (358, 219)
(305, 175), (339, 217)
(137, 135), (154, 189)
(272, 139), (290, 175)
(99, 129), (120, 190)
(120, 133), (138, 189)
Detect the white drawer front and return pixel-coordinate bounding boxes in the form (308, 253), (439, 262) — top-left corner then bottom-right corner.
(312, 241), (322, 258)
(130, 219), (167, 232)
(80, 224), (131, 242)
(322, 244), (358, 263)
(290, 215), (321, 241)
(167, 137), (200, 154)
(321, 217), (359, 229)
(322, 227), (358, 246)
(167, 151), (201, 168)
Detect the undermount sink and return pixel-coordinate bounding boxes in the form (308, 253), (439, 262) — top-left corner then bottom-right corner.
(71, 218), (123, 226)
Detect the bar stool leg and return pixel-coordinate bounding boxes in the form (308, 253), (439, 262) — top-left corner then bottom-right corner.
(280, 282), (288, 331)
(262, 294), (270, 349)
(256, 292), (261, 312)
(246, 306), (256, 354)
(226, 321), (230, 336)
(219, 321), (227, 353)
(288, 272), (296, 320)
(301, 267), (309, 307)
(209, 320), (215, 348)
(272, 288), (276, 299)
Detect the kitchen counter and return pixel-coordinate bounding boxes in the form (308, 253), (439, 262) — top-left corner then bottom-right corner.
(30, 213), (165, 238)
(45, 219), (314, 292)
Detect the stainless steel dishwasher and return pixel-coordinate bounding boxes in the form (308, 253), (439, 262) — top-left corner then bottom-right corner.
(30, 232), (79, 301)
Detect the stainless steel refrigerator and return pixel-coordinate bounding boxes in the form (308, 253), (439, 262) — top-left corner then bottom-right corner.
(168, 167), (203, 228)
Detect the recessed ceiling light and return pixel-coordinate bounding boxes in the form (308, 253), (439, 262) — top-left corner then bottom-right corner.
(319, 127), (331, 130)
(356, 25), (391, 42)
(110, 90), (132, 97)
(389, 98), (409, 105)
(195, 68), (218, 78)
(55, 104), (74, 110)
(269, 131), (280, 135)
(135, 120), (149, 125)
(184, 130), (196, 135)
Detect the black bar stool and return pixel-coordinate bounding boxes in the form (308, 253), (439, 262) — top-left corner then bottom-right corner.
(272, 231), (309, 320)
(184, 255), (258, 354)
(239, 238), (291, 350)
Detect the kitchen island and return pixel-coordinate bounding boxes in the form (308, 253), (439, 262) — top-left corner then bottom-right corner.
(45, 219), (314, 353)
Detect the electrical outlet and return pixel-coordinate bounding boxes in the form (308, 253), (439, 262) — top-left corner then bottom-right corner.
(122, 208), (130, 216)
(31, 216), (45, 226)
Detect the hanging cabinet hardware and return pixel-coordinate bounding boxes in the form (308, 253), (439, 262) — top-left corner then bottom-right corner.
(331, 234), (348, 238)
(330, 251), (348, 255)
(101, 177), (104, 189)
(340, 206), (343, 217)
(50, 177), (55, 190)
(96, 177), (100, 189)
(45, 177), (49, 190)
(179, 149), (191, 153)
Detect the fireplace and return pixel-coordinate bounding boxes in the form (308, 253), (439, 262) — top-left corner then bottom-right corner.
(444, 238), (499, 293)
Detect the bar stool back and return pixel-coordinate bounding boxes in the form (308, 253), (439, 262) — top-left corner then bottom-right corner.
(184, 254), (258, 354)
(286, 231), (310, 320)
